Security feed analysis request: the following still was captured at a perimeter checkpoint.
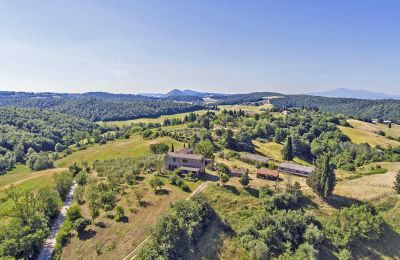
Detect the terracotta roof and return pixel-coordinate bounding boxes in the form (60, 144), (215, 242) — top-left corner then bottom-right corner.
(166, 152), (204, 160)
(278, 162), (315, 173)
(257, 168), (279, 177)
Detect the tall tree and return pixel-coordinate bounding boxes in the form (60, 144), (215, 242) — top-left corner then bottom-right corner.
(171, 143), (175, 152)
(282, 136), (294, 161)
(306, 155), (336, 198)
(394, 170), (400, 194)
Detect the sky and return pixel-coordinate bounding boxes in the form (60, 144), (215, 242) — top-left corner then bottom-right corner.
(0, 0), (399, 95)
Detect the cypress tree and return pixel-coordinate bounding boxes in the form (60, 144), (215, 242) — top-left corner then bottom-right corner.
(171, 143), (175, 152)
(394, 170), (400, 194)
(307, 155), (336, 198)
(282, 136), (293, 161)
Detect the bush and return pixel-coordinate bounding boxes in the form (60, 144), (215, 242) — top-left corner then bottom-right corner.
(180, 182), (190, 192)
(54, 171), (73, 199)
(67, 204), (82, 222)
(72, 218), (90, 232)
(56, 220), (72, 246)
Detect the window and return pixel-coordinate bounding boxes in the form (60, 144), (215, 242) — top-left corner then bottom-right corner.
(173, 158), (176, 162)
(183, 159), (188, 163)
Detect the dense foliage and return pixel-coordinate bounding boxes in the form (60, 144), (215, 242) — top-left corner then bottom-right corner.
(271, 95), (400, 123)
(139, 195), (213, 259)
(0, 92), (204, 122)
(0, 107), (102, 173)
(0, 171), (74, 259)
(323, 204), (384, 249)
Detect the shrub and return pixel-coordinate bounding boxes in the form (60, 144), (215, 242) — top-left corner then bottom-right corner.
(72, 218), (90, 232)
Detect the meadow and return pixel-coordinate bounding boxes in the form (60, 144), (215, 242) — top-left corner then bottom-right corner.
(338, 125), (400, 147)
(347, 119), (400, 139)
(100, 110), (209, 127)
(56, 135), (184, 167)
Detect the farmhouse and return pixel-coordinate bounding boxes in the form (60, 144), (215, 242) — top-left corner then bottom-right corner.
(240, 153), (270, 164)
(278, 162), (315, 177)
(256, 168), (279, 180)
(164, 148), (205, 176)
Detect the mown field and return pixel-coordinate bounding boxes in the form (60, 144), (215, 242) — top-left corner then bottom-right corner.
(347, 119), (400, 139)
(338, 125), (400, 147)
(100, 110), (210, 127)
(56, 135), (184, 167)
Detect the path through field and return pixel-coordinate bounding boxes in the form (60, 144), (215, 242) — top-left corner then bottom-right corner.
(122, 181), (209, 260)
(38, 182), (77, 260)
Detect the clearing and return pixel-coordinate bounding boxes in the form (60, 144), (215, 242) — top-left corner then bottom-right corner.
(56, 135), (183, 167)
(347, 119), (400, 139)
(338, 126), (400, 147)
(100, 110), (209, 127)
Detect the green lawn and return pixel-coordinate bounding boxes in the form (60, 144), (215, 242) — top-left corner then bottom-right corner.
(56, 135), (184, 167)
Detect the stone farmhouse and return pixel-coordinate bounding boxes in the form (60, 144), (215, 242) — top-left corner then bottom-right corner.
(164, 148), (206, 177)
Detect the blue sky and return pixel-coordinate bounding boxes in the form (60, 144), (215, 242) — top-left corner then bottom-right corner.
(0, 0), (399, 94)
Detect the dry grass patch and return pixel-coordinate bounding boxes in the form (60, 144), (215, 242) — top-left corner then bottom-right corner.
(338, 126), (400, 147)
(61, 174), (202, 260)
(333, 162), (400, 202)
(348, 119), (400, 139)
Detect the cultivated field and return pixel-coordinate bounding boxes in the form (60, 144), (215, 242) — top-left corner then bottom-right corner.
(338, 126), (400, 147)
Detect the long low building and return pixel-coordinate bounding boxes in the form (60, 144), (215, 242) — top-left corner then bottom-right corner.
(278, 162), (315, 177)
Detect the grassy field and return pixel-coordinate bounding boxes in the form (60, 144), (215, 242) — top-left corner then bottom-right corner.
(338, 125), (400, 147)
(100, 110), (209, 127)
(56, 135), (184, 167)
(0, 168), (66, 219)
(348, 119), (400, 139)
(0, 167), (67, 191)
(219, 103), (273, 113)
(61, 173), (203, 260)
(253, 140), (311, 165)
(333, 162), (399, 202)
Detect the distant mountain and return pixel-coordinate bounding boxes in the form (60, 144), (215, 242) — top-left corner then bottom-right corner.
(139, 89), (227, 98)
(309, 88), (400, 100)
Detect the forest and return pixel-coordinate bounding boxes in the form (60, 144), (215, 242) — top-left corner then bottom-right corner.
(0, 92), (204, 122)
(0, 107), (104, 174)
(270, 95), (400, 123)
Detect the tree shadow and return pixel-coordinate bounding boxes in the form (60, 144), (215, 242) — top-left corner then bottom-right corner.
(191, 210), (235, 259)
(351, 223), (400, 259)
(118, 216), (129, 223)
(135, 176), (145, 181)
(298, 196), (319, 210)
(244, 187), (259, 198)
(200, 172), (220, 182)
(95, 222), (108, 228)
(325, 194), (362, 209)
(223, 185), (240, 195)
(155, 188), (170, 195)
(78, 229), (97, 240)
